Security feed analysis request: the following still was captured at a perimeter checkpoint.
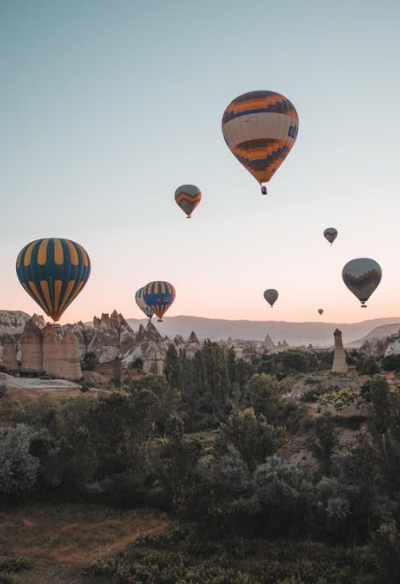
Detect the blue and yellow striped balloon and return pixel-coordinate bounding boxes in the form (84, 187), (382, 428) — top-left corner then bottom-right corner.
(16, 238), (91, 322)
(142, 281), (175, 322)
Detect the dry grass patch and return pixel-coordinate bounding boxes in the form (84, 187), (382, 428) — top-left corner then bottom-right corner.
(0, 503), (171, 566)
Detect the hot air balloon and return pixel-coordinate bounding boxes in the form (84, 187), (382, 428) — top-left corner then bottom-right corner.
(221, 90), (299, 194)
(342, 258), (382, 307)
(318, 308), (324, 315)
(324, 227), (338, 245)
(142, 281), (175, 322)
(16, 238), (91, 322)
(174, 184), (202, 218)
(264, 289), (279, 308)
(135, 286), (154, 319)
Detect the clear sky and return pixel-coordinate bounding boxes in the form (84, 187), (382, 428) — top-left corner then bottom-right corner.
(1, 0), (399, 325)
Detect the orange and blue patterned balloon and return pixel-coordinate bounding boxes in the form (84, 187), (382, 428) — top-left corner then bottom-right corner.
(174, 184), (202, 218)
(342, 258), (382, 307)
(16, 238), (91, 322)
(222, 90), (299, 189)
(142, 281), (175, 322)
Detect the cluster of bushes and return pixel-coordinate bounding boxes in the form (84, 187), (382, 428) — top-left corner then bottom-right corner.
(85, 526), (389, 584)
(2, 344), (400, 582)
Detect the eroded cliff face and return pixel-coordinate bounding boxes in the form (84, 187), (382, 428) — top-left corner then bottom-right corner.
(88, 310), (136, 363)
(42, 326), (82, 380)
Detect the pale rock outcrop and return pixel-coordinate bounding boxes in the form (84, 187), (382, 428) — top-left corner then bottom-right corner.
(385, 339), (400, 357)
(188, 331), (199, 343)
(20, 318), (43, 371)
(140, 321), (164, 343)
(332, 329), (348, 374)
(264, 334), (275, 348)
(66, 321), (96, 357)
(141, 341), (166, 374)
(42, 325), (82, 380)
(89, 310), (136, 363)
(1, 335), (18, 370)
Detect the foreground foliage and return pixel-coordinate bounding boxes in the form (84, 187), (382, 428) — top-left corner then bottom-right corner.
(85, 528), (378, 584)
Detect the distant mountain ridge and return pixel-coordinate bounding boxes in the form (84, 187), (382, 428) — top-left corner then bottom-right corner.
(127, 315), (400, 348)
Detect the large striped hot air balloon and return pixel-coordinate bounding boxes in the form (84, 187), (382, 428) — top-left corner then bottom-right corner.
(342, 258), (382, 307)
(174, 184), (202, 218)
(135, 286), (154, 319)
(142, 281), (175, 322)
(222, 90), (299, 194)
(16, 238), (91, 322)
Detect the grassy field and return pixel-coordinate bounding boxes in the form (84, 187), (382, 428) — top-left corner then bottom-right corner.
(0, 503), (171, 583)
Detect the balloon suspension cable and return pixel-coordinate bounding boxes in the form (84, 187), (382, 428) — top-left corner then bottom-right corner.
(261, 185), (267, 195)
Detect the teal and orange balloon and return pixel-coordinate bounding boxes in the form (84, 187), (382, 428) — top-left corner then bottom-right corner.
(142, 281), (175, 322)
(135, 286), (154, 319)
(222, 90), (299, 194)
(174, 184), (202, 218)
(342, 258), (382, 307)
(16, 238), (91, 322)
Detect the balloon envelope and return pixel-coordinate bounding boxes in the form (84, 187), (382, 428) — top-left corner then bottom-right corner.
(16, 238), (91, 322)
(135, 286), (154, 319)
(264, 289), (279, 307)
(342, 258), (382, 306)
(174, 184), (202, 218)
(142, 281), (176, 322)
(324, 227), (338, 245)
(221, 90), (299, 188)
(318, 308), (324, 315)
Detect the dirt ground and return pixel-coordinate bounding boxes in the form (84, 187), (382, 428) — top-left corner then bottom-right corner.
(0, 503), (171, 583)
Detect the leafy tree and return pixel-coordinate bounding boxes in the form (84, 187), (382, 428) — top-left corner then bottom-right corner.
(164, 344), (182, 389)
(81, 351), (97, 371)
(0, 424), (40, 494)
(152, 414), (202, 510)
(307, 412), (338, 476)
(372, 521), (400, 584)
(243, 455), (314, 537)
(356, 357), (381, 377)
(244, 373), (281, 422)
(381, 354), (400, 371)
(216, 408), (283, 471)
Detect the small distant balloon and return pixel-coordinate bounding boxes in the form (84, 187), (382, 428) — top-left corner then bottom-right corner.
(264, 289), (279, 308)
(142, 281), (176, 322)
(135, 286), (154, 319)
(16, 238), (91, 322)
(318, 308), (324, 315)
(174, 184), (202, 218)
(221, 90), (299, 195)
(323, 227), (338, 245)
(342, 258), (382, 307)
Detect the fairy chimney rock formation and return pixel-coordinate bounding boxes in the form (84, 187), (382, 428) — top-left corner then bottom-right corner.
(1, 335), (18, 370)
(42, 325), (82, 380)
(332, 328), (348, 374)
(21, 318), (43, 371)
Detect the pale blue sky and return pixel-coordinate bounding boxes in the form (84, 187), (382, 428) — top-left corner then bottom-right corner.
(1, 0), (399, 324)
